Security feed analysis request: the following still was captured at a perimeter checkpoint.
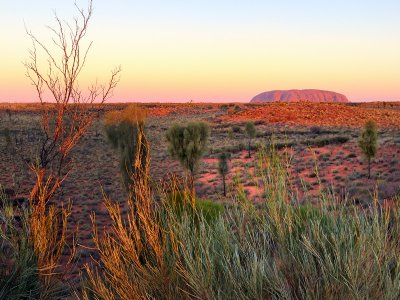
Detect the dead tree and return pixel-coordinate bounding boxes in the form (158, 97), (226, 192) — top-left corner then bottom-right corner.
(22, 1), (120, 292)
(24, 0), (121, 203)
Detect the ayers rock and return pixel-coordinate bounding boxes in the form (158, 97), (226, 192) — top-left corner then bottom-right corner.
(250, 89), (349, 103)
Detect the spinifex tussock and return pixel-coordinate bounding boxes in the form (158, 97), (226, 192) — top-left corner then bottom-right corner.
(104, 105), (149, 193)
(82, 134), (400, 299)
(0, 188), (41, 299)
(0, 182), (75, 299)
(83, 123), (179, 299)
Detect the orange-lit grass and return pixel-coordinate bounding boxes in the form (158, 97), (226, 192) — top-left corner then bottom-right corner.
(104, 104), (147, 126)
(83, 123), (180, 299)
(82, 138), (400, 299)
(28, 166), (77, 297)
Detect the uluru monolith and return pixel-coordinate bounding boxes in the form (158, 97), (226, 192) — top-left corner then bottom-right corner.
(250, 89), (349, 103)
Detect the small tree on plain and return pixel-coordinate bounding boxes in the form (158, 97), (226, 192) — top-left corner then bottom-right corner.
(218, 152), (231, 196)
(358, 120), (378, 179)
(227, 128), (234, 140)
(24, 0), (121, 202)
(166, 122), (210, 200)
(245, 122), (256, 158)
(3, 128), (12, 150)
(5, 109), (12, 122)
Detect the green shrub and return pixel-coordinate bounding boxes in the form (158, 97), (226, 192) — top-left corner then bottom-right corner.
(218, 152), (230, 196)
(0, 187), (70, 299)
(0, 202), (41, 299)
(232, 125), (241, 133)
(310, 126), (322, 134)
(3, 128), (12, 149)
(347, 153), (357, 158)
(104, 105), (148, 193)
(166, 191), (223, 224)
(319, 153), (330, 161)
(166, 122), (210, 198)
(227, 128), (234, 140)
(359, 120), (378, 178)
(196, 199), (224, 223)
(303, 135), (349, 147)
(245, 122), (256, 158)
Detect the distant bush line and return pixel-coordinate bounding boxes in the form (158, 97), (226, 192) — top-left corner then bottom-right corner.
(213, 135), (350, 154)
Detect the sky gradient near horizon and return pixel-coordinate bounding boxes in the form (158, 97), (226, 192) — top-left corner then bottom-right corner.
(1, 0), (399, 103)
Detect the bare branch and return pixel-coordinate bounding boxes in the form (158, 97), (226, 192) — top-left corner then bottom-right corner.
(23, 0), (120, 204)
(101, 66), (122, 103)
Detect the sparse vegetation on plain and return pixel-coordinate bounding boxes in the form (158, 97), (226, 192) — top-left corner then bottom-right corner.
(245, 121), (256, 158)
(218, 152), (231, 196)
(3, 133), (400, 299)
(166, 121), (210, 199)
(359, 120), (378, 179)
(2, 0), (400, 298)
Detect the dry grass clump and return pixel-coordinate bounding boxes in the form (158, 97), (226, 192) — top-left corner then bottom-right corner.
(104, 105), (149, 193)
(28, 166), (76, 298)
(82, 124), (180, 299)
(0, 184), (74, 299)
(104, 104), (147, 126)
(81, 136), (400, 299)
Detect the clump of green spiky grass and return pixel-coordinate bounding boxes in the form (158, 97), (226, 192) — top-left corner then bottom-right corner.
(0, 187), (74, 299)
(83, 137), (400, 299)
(0, 188), (41, 299)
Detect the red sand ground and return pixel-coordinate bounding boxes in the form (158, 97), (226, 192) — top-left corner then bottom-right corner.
(2, 101), (400, 128)
(218, 102), (400, 128)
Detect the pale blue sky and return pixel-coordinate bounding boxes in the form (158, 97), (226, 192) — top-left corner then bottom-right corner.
(1, 0), (399, 102)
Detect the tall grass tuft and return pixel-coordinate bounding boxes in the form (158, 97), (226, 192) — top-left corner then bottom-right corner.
(104, 104), (149, 194)
(0, 188), (41, 299)
(82, 123), (180, 299)
(1, 184), (74, 299)
(83, 134), (400, 299)
(28, 167), (76, 298)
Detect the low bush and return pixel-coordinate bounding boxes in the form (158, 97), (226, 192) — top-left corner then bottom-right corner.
(195, 199), (224, 223)
(232, 125), (241, 133)
(310, 125), (322, 134)
(303, 135), (350, 147)
(319, 153), (330, 161)
(0, 188), (70, 299)
(167, 191), (224, 223)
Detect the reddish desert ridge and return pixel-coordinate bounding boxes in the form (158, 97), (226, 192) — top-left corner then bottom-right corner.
(218, 102), (400, 128)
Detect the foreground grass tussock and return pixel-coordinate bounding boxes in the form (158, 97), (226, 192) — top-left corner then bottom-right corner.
(1, 137), (400, 299)
(0, 189), (71, 299)
(81, 144), (400, 299)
